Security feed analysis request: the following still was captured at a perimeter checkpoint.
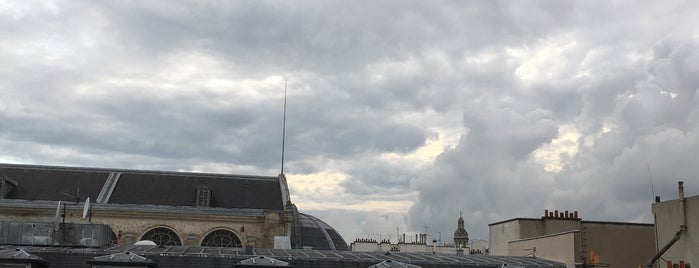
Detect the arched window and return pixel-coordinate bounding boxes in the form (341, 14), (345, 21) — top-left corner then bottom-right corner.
(196, 184), (211, 207)
(201, 229), (241, 247)
(140, 227), (182, 246)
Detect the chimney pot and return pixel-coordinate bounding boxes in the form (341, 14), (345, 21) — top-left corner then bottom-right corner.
(679, 181), (685, 200)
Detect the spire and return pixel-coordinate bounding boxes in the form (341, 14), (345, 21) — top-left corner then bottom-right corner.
(454, 212), (469, 249)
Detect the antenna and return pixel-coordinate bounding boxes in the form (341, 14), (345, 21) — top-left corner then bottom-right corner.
(54, 201), (62, 232)
(60, 188), (80, 204)
(647, 163), (656, 202)
(280, 77), (288, 174)
(83, 197), (91, 219)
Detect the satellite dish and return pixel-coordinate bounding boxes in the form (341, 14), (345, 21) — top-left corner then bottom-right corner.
(54, 200), (62, 232)
(134, 240), (157, 246)
(83, 197), (90, 219)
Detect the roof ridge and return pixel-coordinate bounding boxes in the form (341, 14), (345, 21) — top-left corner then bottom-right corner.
(0, 163), (277, 180)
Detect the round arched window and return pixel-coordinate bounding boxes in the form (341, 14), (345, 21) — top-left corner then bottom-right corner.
(201, 229), (241, 247)
(140, 227), (182, 246)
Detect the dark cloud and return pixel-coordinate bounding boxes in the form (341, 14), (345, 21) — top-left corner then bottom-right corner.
(2, 0), (698, 244)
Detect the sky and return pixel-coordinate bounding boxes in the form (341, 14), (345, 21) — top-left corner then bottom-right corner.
(1, 0), (699, 245)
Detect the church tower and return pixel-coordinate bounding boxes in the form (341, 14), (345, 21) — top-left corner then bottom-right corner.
(453, 212), (469, 254)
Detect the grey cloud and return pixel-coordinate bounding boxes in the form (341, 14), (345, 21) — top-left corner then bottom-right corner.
(3, 0), (699, 244)
(408, 35), (699, 242)
(409, 99), (558, 240)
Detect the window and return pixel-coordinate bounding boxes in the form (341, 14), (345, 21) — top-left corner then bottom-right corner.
(140, 227), (181, 246)
(195, 184), (211, 207)
(201, 229), (241, 247)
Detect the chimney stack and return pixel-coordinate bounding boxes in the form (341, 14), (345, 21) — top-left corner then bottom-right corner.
(679, 181), (687, 231)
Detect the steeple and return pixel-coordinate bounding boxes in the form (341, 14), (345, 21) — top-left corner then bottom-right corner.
(453, 212), (469, 252)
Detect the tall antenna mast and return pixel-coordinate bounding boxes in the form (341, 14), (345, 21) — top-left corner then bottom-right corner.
(647, 163), (655, 202)
(281, 77), (288, 174)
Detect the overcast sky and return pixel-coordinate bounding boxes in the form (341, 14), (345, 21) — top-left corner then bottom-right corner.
(2, 0), (698, 245)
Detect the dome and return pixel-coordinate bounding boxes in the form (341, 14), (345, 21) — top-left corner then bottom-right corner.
(453, 215), (469, 248)
(294, 212), (349, 251)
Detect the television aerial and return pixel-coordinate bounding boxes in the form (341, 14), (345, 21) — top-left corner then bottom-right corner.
(53, 200), (62, 232)
(82, 197), (91, 222)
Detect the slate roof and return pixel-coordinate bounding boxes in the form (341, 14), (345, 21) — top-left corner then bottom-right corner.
(0, 163), (284, 210)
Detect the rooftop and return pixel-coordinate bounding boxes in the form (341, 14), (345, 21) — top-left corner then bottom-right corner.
(0, 245), (566, 268)
(0, 163), (284, 210)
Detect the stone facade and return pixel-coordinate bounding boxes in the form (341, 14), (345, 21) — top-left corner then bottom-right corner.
(0, 201), (292, 248)
(0, 164), (348, 250)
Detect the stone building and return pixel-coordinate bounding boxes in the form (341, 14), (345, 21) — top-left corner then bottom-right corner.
(0, 163), (348, 250)
(489, 209), (655, 268)
(649, 182), (696, 267)
(350, 214), (474, 255)
(453, 213), (470, 253)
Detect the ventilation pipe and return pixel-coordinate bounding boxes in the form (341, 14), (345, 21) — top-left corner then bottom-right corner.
(647, 181), (687, 268)
(679, 181), (687, 231)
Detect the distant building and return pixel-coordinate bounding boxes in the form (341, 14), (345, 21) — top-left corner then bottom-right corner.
(489, 209), (655, 268)
(351, 214), (479, 255)
(468, 239), (488, 254)
(0, 163), (348, 250)
(453, 213), (469, 254)
(649, 181), (697, 267)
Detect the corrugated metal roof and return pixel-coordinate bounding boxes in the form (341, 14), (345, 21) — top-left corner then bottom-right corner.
(1, 245), (567, 268)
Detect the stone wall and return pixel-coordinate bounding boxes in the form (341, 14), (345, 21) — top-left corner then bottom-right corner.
(0, 204), (290, 248)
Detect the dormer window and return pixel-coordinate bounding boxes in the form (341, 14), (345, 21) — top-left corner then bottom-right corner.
(195, 184), (211, 207)
(1, 175), (18, 199)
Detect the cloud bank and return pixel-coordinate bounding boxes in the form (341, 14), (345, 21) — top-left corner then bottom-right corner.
(1, 0), (698, 243)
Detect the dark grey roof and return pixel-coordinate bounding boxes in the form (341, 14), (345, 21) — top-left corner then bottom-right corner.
(0, 163), (283, 210)
(237, 256), (292, 267)
(87, 251), (156, 267)
(0, 248), (46, 264)
(3, 245), (568, 268)
(369, 260), (421, 268)
(297, 213), (349, 251)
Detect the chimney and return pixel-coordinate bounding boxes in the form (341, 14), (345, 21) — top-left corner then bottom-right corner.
(555, 210), (559, 219)
(679, 181), (687, 231)
(544, 209), (549, 218)
(574, 211), (578, 220)
(565, 211), (569, 219)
